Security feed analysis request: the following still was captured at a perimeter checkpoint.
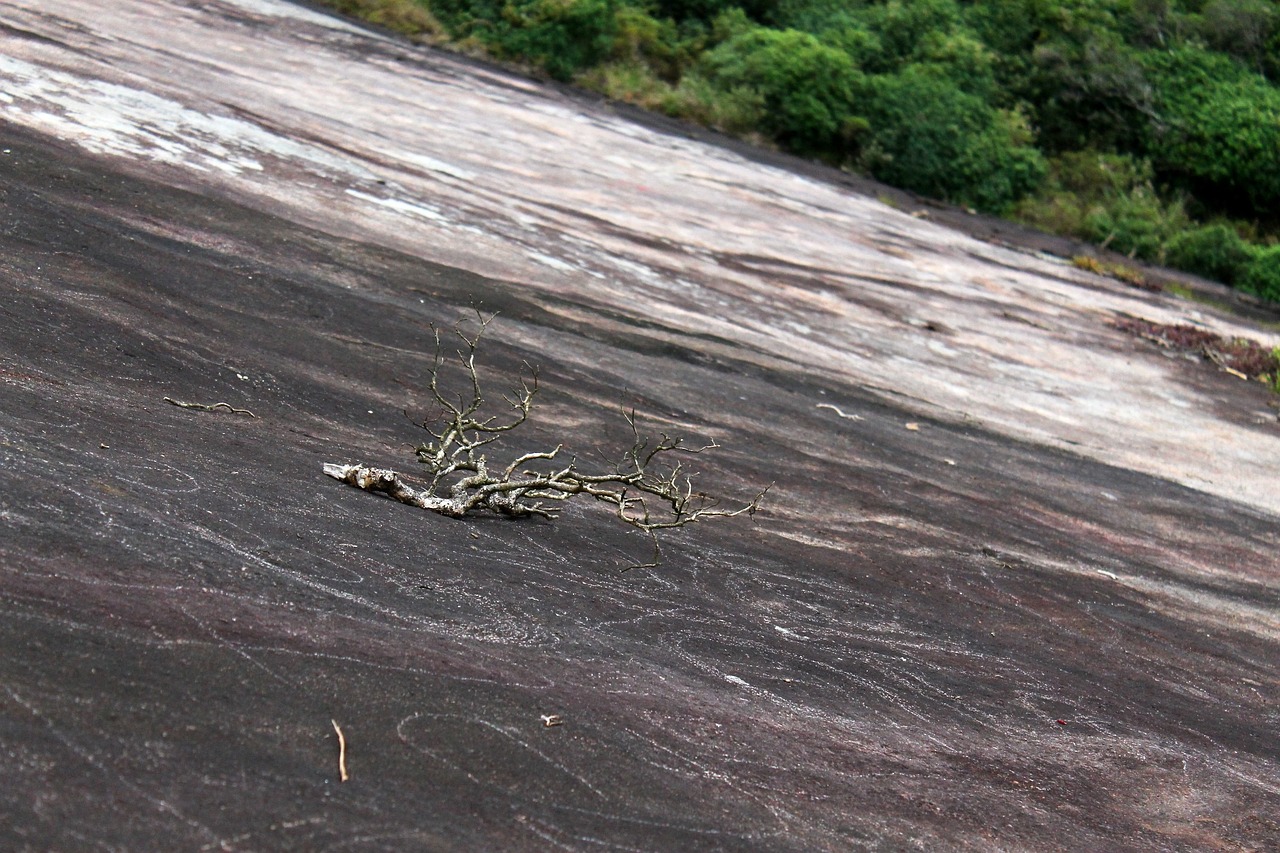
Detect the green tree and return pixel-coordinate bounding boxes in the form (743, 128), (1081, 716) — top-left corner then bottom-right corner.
(1165, 223), (1257, 285)
(652, 0), (777, 26)
(1196, 0), (1276, 74)
(858, 0), (962, 70)
(431, 0), (620, 80)
(862, 64), (1045, 212)
(1145, 46), (1280, 216)
(700, 27), (862, 152)
(1030, 30), (1154, 153)
(914, 28), (999, 98)
(1015, 150), (1189, 260)
(964, 1), (1161, 152)
(608, 4), (701, 81)
(1240, 244), (1280, 303)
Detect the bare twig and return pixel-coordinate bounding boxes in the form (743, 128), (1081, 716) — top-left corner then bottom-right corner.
(331, 720), (349, 782)
(1204, 348), (1250, 380)
(325, 313), (765, 566)
(816, 403), (864, 421)
(164, 397), (257, 418)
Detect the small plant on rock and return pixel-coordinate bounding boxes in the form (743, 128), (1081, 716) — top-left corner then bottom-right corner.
(324, 313), (766, 568)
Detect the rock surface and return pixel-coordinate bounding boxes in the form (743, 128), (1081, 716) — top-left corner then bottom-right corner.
(1, 1), (1277, 849)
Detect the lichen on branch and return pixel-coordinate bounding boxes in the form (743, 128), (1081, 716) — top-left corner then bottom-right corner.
(325, 313), (766, 567)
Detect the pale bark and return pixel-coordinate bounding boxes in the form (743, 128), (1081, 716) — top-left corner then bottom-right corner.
(325, 314), (765, 565)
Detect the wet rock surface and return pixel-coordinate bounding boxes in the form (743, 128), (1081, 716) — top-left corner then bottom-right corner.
(1, 1), (1278, 850)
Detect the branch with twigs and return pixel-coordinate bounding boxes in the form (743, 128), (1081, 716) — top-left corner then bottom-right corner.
(324, 312), (766, 568)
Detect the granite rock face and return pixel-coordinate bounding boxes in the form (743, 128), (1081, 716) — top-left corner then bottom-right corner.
(1, 1), (1277, 850)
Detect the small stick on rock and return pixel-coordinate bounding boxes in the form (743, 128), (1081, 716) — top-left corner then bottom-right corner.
(331, 720), (349, 782)
(164, 397), (257, 418)
(816, 403), (864, 421)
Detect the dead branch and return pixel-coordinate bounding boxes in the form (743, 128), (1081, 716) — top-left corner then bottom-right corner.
(324, 313), (766, 566)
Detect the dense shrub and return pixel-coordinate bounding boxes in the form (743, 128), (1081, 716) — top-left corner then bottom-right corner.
(700, 27), (862, 152)
(577, 59), (672, 106)
(848, 0), (963, 73)
(1028, 31), (1154, 154)
(1016, 152), (1188, 260)
(1081, 184), (1187, 261)
(1144, 47), (1280, 216)
(861, 65), (1044, 213)
(651, 0), (775, 26)
(661, 71), (767, 134)
(914, 29), (998, 98)
(1164, 224), (1257, 286)
(961, 1), (1157, 153)
(431, 0), (620, 80)
(1240, 245), (1280, 303)
(1196, 0), (1277, 72)
(506, 0), (622, 79)
(608, 5), (698, 81)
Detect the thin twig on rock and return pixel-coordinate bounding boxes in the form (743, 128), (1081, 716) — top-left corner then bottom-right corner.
(164, 397), (257, 418)
(331, 720), (349, 782)
(816, 403), (864, 421)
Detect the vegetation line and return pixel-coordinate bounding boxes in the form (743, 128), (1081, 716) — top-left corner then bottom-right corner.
(313, 0), (1280, 305)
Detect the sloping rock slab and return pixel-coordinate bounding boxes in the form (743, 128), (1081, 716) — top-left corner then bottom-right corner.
(2, 122), (1278, 851)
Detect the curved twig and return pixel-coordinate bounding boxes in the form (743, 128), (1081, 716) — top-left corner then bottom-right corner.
(164, 397), (257, 418)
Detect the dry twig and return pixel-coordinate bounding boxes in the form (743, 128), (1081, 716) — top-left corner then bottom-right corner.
(331, 720), (349, 782)
(816, 403), (864, 421)
(325, 312), (766, 567)
(164, 397), (257, 418)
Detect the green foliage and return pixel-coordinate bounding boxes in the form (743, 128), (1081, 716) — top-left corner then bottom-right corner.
(1016, 151), (1188, 261)
(1165, 223), (1258, 286)
(1051, 149), (1150, 197)
(577, 59), (673, 105)
(914, 29), (999, 98)
(582, 60), (768, 135)
(775, 0), (993, 91)
(861, 65), (1045, 212)
(1267, 348), (1280, 393)
(963, 0), (1040, 56)
(708, 7), (756, 43)
(814, 23), (884, 69)
(1029, 30), (1153, 153)
(1144, 47), (1280, 216)
(609, 5), (701, 81)
(1240, 245), (1280, 304)
(1196, 0), (1277, 72)
(962, 1), (1160, 152)
(766, 0), (861, 35)
(651, 0), (776, 26)
(661, 71), (768, 133)
(1081, 184), (1188, 261)
(850, 0), (963, 73)
(431, 0), (620, 80)
(700, 27), (862, 152)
